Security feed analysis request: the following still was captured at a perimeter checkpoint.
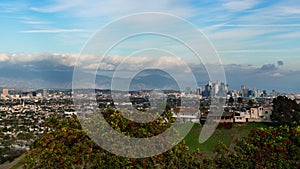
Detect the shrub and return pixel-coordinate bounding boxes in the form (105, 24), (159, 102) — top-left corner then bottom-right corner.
(216, 123), (233, 129)
(215, 125), (300, 168)
(24, 109), (213, 168)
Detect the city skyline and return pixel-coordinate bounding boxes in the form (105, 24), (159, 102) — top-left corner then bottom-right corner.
(0, 1), (300, 92)
(0, 80), (293, 98)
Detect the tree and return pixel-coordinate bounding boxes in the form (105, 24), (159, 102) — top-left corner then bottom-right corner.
(214, 125), (300, 168)
(247, 99), (254, 108)
(237, 97), (243, 108)
(228, 96), (234, 106)
(24, 109), (212, 168)
(271, 96), (300, 125)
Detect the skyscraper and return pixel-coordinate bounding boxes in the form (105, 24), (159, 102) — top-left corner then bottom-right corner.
(42, 89), (47, 98)
(2, 88), (8, 97)
(241, 85), (246, 97)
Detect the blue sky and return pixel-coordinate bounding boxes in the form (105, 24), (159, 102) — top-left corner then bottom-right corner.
(0, 0), (300, 92)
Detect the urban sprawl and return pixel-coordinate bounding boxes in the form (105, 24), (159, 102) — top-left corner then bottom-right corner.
(1, 81), (300, 156)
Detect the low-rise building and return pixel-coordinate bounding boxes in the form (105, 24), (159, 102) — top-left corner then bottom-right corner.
(250, 106), (273, 122)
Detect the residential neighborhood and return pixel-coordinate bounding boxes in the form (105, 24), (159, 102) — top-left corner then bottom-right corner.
(0, 84), (299, 164)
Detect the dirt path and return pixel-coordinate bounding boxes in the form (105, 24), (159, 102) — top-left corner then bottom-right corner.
(0, 154), (25, 169)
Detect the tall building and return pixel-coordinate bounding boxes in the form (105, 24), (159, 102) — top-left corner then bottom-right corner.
(214, 80), (220, 95)
(42, 89), (47, 98)
(247, 89), (254, 97)
(202, 81), (212, 97)
(271, 90), (277, 97)
(197, 88), (202, 95)
(2, 88), (8, 97)
(202, 81), (227, 97)
(253, 88), (259, 97)
(241, 85), (246, 97)
(220, 82), (227, 96)
(262, 90), (267, 97)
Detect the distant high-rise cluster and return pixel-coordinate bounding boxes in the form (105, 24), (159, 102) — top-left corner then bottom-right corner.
(202, 80), (228, 97)
(201, 81), (278, 98)
(239, 85), (269, 98)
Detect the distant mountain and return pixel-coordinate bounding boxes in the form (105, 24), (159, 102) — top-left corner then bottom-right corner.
(0, 61), (203, 90)
(129, 69), (179, 90)
(1, 59), (299, 92)
(0, 61), (73, 88)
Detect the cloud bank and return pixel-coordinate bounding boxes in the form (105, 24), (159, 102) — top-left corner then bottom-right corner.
(0, 52), (299, 93)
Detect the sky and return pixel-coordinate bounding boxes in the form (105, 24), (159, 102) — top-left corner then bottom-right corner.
(0, 0), (300, 92)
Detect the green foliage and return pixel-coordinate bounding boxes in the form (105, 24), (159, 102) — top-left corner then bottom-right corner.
(24, 109), (212, 168)
(214, 125), (300, 168)
(216, 123), (233, 129)
(228, 97), (234, 106)
(247, 99), (254, 108)
(237, 97), (243, 104)
(271, 96), (300, 125)
(237, 97), (243, 109)
(0, 147), (25, 164)
(100, 108), (175, 138)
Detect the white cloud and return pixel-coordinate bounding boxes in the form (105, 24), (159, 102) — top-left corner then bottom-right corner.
(30, 0), (83, 13)
(208, 27), (269, 40)
(21, 20), (49, 25)
(82, 62), (115, 70)
(0, 53), (78, 66)
(236, 1), (300, 20)
(218, 49), (289, 54)
(0, 53), (190, 72)
(280, 7), (300, 15)
(30, 0), (195, 18)
(1, 52), (300, 92)
(103, 55), (189, 72)
(270, 32), (300, 39)
(209, 23), (300, 28)
(3, 1), (300, 73)
(222, 0), (259, 11)
(19, 29), (86, 33)
(0, 53), (10, 62)
(0, 2), (28, 13)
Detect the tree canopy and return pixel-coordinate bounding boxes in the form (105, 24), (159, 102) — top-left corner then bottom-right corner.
(24, 109), (212, 168)
(214, 125), (300, 168)
(228, 96), (234, 106)
(23, 104), (300, 168)
(271, 96), (300, 125)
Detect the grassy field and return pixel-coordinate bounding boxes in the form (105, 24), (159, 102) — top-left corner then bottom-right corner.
(184, 122), (271, 154)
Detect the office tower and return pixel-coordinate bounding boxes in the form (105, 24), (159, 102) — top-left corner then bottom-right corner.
(42, 89), (47, 98)
(2, 88), (8, 97)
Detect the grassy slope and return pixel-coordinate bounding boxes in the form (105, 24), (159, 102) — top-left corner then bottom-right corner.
(184, 123), (271, 153)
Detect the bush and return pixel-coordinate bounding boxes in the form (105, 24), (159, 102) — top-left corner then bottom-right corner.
(215, 125), (300, 168)
(216, 123), (233, 129)
(271, 96), (300, 125)
(0, 147), (26, 164)
(24, 109), (213, 168)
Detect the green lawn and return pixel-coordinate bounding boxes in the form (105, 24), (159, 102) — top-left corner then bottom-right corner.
(184, 122), (271, 154)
